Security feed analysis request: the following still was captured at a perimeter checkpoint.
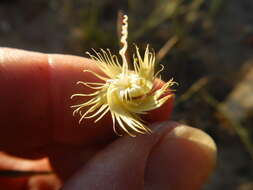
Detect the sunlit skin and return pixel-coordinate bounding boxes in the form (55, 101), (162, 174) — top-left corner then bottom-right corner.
(0, 48), (216, 190)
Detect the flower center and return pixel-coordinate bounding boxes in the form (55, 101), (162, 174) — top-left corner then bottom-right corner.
(107, 73), (152, 101)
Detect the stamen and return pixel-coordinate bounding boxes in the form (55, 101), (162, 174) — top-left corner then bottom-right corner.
(111, 113), (122, 136)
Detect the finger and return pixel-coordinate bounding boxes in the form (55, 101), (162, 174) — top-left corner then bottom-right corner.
(0, 47), (103, 152)
(27, 174), (61, 190)
(0, 152), (60, 190)
(144, 125), (216, 190)
(0, 152), (51, 171)
(0, 48), (173, 153)
(0, 174), (61, 190)
(61, 122), (216, 190)
(0, 177), (28, 190)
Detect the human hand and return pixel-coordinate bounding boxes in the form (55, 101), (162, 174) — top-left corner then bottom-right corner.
(0, 48), (217, 190)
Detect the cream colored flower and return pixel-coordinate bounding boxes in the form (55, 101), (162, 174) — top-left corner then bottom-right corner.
(71, 15), (176, 137)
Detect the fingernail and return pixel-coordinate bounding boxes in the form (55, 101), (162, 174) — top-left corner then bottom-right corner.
(166, 125), (217, 156)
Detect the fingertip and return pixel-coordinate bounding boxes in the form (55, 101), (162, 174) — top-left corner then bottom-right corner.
(27, 174), (61, 190)
(145, 125), (217, 190)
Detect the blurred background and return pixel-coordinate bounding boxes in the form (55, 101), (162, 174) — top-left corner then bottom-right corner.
(1, 0), (253, 189)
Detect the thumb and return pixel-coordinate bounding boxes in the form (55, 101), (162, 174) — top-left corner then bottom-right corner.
(61, 122), (216, 190)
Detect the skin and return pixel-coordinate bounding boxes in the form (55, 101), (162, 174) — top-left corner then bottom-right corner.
(0, 47), (217, 190)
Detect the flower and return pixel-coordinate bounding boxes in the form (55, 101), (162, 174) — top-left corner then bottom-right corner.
(71, 15), (176, 137)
